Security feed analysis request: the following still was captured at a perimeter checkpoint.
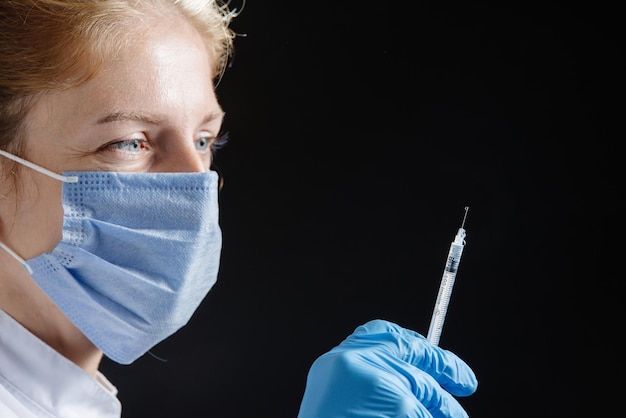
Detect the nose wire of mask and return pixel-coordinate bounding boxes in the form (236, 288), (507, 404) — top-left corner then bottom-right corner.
(0, 150), (78, 274)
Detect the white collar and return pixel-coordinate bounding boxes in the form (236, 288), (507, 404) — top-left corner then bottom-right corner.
(0, 309), (121, 417)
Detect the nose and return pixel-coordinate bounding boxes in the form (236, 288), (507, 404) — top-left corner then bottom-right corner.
(157, 135), (206, 173)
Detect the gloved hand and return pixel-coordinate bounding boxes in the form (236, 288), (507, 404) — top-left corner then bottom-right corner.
(297, 319), (477, 418)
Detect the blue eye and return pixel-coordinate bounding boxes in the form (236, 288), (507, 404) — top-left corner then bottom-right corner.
(195, 133), (229, 154)
(108, 139), (148, 153)
(195, 136), (210, 152)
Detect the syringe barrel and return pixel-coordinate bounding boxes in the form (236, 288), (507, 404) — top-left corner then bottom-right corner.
(444, 242), (464, 274)
(427, 232), (466, 346)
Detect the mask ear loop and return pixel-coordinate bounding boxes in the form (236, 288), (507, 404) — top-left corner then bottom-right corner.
(0, 241), (34, 274)
(0, 150), (78, 183)
(0, 149), (77, 274)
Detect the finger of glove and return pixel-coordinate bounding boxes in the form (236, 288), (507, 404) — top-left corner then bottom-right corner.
(299, 349), (436, 418)
(347, 319), (478, 397)
(385, 354), (472, 418)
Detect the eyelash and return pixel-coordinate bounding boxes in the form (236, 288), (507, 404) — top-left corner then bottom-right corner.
(211, 131), (229, 153)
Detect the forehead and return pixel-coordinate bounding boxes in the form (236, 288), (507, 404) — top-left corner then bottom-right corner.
(19, 14), (223, 162)
(93, 13), (217, 107)
(28, 14), (220, 133)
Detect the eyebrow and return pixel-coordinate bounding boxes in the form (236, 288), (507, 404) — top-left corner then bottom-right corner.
(95, 109), (225, 125)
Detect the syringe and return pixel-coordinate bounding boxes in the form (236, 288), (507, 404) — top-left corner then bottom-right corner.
(426, 206), (469, 346)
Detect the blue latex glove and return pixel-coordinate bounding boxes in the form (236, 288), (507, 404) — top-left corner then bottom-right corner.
(298, 319), (478, 418)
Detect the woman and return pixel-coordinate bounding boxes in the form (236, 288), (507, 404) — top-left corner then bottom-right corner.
(0, 1), (477, 417)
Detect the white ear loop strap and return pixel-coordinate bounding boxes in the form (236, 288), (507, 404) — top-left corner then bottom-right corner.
(0, 150), (78, 183)
(0, 241), (34, 274)
(0, 149), (76, 274)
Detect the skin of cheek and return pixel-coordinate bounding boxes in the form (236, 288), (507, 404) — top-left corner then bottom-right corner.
(9, 96), (74, 259)
(12, 80), (107, 259)
(1, 168), (64, 259)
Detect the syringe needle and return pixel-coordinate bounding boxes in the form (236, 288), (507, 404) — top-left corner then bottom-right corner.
(461, 206), (469, 229)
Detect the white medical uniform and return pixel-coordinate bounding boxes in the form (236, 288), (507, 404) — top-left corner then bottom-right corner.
(0, 309), (121, 417)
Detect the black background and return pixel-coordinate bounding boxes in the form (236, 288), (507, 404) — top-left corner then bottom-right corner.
(101, 1), (623, 416)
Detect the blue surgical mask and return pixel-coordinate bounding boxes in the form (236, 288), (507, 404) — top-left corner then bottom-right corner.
(0, 150), (221, 364)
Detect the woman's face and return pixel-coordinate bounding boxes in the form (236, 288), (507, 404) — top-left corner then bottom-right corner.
(0, 14), (224, 262)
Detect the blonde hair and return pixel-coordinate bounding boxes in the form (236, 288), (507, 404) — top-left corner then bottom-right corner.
(0, 0), (237, 158)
